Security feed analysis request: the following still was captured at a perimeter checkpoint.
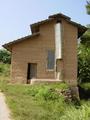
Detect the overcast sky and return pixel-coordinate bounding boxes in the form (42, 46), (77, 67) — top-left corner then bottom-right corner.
(0, 0), (90, 48)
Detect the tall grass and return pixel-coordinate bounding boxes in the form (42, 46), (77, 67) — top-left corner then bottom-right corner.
(1, 83), (90, 120)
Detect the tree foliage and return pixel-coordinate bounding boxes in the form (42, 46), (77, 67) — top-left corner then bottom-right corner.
(78, 1), (90, 84)
(86, 0), (90, 14)
(81, 1), (90, 46)
(0, 49), (11, 64)
(81, 28), (90, 47)
(78, 45), (90, 83)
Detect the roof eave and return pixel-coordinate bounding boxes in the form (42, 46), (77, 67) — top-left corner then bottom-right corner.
(78, 26), (88, 38)
(65, 19), (88, 38)
(3, 32), (40, 52)
(30, 18), (55, 34)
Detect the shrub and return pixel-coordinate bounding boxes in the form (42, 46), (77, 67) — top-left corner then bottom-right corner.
(35, 87), (60, 101)
(24, 84), (67, 101)
(79, 83), (90, 99)
(0, 49), (11, 64)
(80, 83), (90, 90)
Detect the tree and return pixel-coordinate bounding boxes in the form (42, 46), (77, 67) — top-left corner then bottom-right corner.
(80, 1), (90, 46)
(78, 1), (90, 83)
(78, 45), (90, 83)
(81, 28), (90, 47)
(86, 0), (90, 14)
(0, 49), (11, 64)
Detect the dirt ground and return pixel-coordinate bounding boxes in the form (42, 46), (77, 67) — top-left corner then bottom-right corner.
(0, 92), (11, 120)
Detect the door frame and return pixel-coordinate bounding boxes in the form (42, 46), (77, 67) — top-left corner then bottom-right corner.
(27, 63), (37, 84)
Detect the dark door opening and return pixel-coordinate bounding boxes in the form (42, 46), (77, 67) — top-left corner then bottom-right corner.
(27, 63), (37, 84)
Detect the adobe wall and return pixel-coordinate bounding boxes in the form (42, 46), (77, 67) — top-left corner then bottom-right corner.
(11, 21), (56, 83)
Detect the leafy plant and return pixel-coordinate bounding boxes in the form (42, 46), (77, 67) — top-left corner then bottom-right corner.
(78, 44), (90, 83)
(86, 0), (90, 14)
(0, 49), (11, 64)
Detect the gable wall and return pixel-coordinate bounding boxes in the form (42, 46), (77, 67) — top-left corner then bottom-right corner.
(11, 21), (56, 83)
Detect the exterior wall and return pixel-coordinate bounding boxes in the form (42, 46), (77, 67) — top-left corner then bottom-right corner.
(11, 18), (78, 85)
(11, 21), (56, 83)
(61, 19), (78, 86)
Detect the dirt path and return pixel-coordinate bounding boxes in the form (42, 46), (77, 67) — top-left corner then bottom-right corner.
(0, 92), (11, 120)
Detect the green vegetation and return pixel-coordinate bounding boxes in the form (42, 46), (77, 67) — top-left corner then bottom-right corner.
(86, 0), (90, 15)
(81, 28), (90, 47)
(78, 44), (90, 83)
(77, 0), (90, 99)
(0, 63), (90, 120)
(0, 49), (11, 64)
(0, 63), (10, 86)
(80, 83), (90, 90)
(78, 40), (90, 99)
(1, 83), (90, 120)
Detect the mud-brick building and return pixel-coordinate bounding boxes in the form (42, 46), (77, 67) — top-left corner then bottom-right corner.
(3, 13), (87, 85)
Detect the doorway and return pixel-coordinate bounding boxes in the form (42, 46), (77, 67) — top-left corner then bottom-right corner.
(27, 63), (37, 84)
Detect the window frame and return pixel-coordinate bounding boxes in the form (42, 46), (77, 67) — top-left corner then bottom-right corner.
(46, 50), (55, 71)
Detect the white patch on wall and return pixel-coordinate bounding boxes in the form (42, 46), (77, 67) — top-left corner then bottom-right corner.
(55, 23), (62, 59)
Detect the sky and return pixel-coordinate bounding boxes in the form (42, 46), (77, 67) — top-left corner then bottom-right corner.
(0, 0), (90, 48)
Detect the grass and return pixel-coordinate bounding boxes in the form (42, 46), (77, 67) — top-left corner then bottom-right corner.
(0, 63), (90, 120)
(0, 63), (10, 82)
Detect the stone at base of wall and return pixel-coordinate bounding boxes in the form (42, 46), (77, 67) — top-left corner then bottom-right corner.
(70, 86), (80, 100)
(31, 79), (63, 85)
